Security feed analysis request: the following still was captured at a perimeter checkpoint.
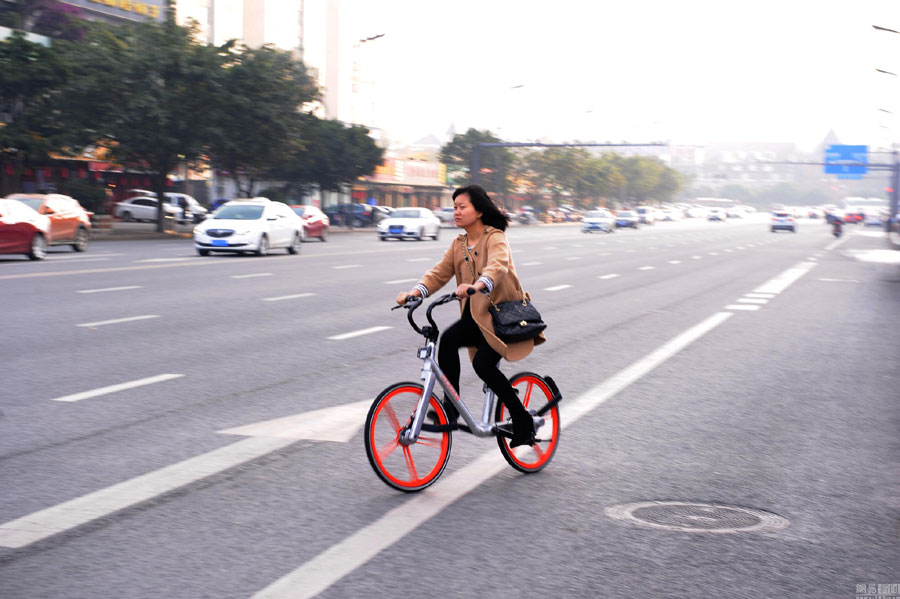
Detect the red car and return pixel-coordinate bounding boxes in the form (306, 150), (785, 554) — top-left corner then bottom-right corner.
(290, 205), (330, 241)
(7, 193), (92, 252)
(0, 198), (51, 260)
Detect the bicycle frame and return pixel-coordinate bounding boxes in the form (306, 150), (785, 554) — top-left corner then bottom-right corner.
(399, 338), (499, 445)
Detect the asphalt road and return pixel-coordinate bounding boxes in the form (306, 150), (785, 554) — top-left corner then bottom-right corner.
(1, 216), (897, 599)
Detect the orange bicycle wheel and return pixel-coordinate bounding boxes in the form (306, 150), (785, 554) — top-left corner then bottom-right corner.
(364, 382), (452, 492)
(495, 372), (560, 473)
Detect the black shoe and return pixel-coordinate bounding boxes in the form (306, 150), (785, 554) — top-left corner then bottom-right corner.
(508, 417), (536, 448)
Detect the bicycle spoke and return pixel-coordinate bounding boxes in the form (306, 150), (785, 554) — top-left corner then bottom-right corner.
(402, 445), (419, 481)
(415, 435), (444, 448)
(383, 402), (402, 431)
(522, 381), (534, 409)
(378, 437), (400, 458)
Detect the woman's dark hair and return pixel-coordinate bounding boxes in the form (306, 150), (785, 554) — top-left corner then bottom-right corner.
(452, 184), (510, 231)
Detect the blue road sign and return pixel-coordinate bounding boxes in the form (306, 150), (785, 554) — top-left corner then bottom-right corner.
(825, 145), (868, 176)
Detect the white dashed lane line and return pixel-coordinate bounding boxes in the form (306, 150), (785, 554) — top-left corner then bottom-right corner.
(231, 273), (273, 279)
(76, 286), (142, 294)
(544, 284), (572, 292)
(521, 261), (542, 266)
(725, 304), (761, 311)
(598, 274), (620, 280)
(333, 264), (362, 270)
(384, 278), (417, 285)
(638, 266), (655, 271)
(668, 260), (682, 265)
(327, 326), (392, 341)
(737, 298), (769, 304)
(565, 257), (582, 261)
(263, 293), (315, 302)
(406, 258), (431, 262)
(51, 374), (184, 403)
(76, 315), (160, 328)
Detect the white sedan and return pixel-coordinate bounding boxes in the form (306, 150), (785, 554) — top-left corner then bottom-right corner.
(193, 198), (304, 256)
(377, 207), (442, 241)
(581, 209), (615, 233)
(114, 197), (181, 222)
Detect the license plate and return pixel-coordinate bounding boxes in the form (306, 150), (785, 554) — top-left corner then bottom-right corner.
(389, 227), (402, 234)
(211, 239), (228, 247)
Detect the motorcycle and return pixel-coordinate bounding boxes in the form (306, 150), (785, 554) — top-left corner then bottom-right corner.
(832, 219), (843, 238)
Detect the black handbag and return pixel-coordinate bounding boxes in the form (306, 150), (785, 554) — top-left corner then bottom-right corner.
(488, 296), (547, 342)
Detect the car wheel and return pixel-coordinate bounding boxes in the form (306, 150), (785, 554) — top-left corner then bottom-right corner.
(71, 227), (89, 252)
(197, 249), (210, 256)
(432, 227), (440, 241)
(28, 233), (48, 260)
(416, 228), (424, 241)
(320, 227), (328, 242)
(299, 227), (308, 243)
(255, 235), (269, 256)
(380, 234), (387, 241)
(122, 211), (133, 222)
(287, 232), (301, 254)
(771, 228), (776, 233)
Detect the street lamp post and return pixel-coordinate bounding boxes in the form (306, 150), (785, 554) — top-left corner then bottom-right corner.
(352, 33), (385, 127)
(873, 24), (900, 235)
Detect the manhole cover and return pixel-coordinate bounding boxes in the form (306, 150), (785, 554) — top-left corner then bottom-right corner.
(605, 501), (789, 534)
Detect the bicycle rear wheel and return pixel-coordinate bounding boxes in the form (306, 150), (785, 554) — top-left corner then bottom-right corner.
(364, 382), (452, 492)
(495, 372), (560, 473)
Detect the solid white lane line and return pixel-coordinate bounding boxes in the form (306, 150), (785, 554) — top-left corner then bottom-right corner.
(333, 264), (362, 269)
(737, 298), (769, 304)
(753, 262), (816, 295)
(263, 293), (315, 302)
(598, 274), (620, 280)
(0, 436), (296, 549)
(327, 326), (392, 340)
(51, 374), (184, 403)
(76, 315), (159, 328)
(745, 293), (776, 298)
(251, 311), (734, 599)
(544, 284), (572, 292)
(136, 258), (195, 263)
(668, 260), (682, 264)
(638, 266), (655, 271)
(725, 304), (761, 311)
(384, 278), (417, 285)
(818, 278), (860, 283)
(231, 273), (273, 279)
(49, 258), (111, 264)
(76, 286), (143, 294)
(521, 261), (542, 266)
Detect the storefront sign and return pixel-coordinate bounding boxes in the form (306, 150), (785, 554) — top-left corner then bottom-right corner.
(60, 0), (165, 23)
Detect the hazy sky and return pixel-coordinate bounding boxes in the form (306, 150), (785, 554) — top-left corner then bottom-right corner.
(344, 0), (900, 152)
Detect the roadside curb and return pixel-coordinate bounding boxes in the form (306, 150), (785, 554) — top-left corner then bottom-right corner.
(889, 230), (900, 250)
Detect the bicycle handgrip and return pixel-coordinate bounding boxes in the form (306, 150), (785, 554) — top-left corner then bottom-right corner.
(466, 287), (476, 295)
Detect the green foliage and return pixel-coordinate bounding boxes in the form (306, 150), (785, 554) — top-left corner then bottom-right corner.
(273, 116), (384, 194)
(206, 43), (319, 197)
(439, 128), (515, 193)
(257, 186), (290, 203)
(59, 177), (106, 212)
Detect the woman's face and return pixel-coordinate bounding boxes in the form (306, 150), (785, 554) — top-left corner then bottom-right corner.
(454, 193), (483, 228)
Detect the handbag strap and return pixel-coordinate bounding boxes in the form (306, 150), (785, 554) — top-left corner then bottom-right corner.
(462, 235), (527, 309)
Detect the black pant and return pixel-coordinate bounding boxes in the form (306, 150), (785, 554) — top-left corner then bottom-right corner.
(438, 301), (529, 422)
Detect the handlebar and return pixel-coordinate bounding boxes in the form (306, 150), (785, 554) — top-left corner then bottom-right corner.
(392, 291), (469, 339)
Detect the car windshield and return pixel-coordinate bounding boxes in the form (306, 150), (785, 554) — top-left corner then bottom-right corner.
(618, 211), (635, 217)
(13, 198), (42, 211)
(773, 212), (790, 217)
(291, 207), (308, 217)
(214, 205), (264, 220)
(586, 210), (608, 218)
(391, 209), (422, 219)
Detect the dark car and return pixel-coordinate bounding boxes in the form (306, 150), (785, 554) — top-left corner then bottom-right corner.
(615, 210), (639, 228)
(324, 203), (377, 227)
(0, 198), (51, 260)
(7, 193), (92, 252)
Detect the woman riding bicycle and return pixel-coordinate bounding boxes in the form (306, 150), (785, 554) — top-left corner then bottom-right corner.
(395, 185), (546, 448)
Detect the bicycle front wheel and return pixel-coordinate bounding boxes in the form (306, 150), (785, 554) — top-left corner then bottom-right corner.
(496, 372), (561, 473)
(364, 382), (452, 492)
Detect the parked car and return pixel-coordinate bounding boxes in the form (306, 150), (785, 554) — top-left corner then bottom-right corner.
(770, 209), (797, 233)
(194, 198), (304, 256)
(7, 193), (92, 252)
(615, 210), (639, 229)
(114, 197), (181, 222)
(725, 207), (744, 218)
(433, 206), (455, 225)
(121, 190), (207, 223)
(377, 207), (442, 241)
(635, 206), (656, 225)
(290, 204), (330, 241)
(0, 198), (51, 260)
(324, 203), (377, 227)
(582, 209), (615, 233)
(707, 208), (727, 222)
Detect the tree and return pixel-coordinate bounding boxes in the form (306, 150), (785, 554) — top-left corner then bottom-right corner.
(0, 30), (68, 195)
(274, 115), (384, 196)
(206, 43), (319, 197)
(59, 19), (225, 231)
(439, 128), (515, 195)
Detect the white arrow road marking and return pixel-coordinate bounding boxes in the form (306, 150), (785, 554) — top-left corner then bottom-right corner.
(51, 374), (184, 403)
(219, 400), (370, 443)
(251, 311), (735, 599)
(328, 326), (392, 340)
(76, 315), (159, 328)
(76, 286), (143, 294)
(0, 401), (372, 548)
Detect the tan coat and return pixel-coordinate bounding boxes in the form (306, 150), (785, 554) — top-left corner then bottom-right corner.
(418, 226), (546, 362)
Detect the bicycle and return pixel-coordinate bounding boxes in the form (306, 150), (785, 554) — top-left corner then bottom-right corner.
(364, 290), (563, 492)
